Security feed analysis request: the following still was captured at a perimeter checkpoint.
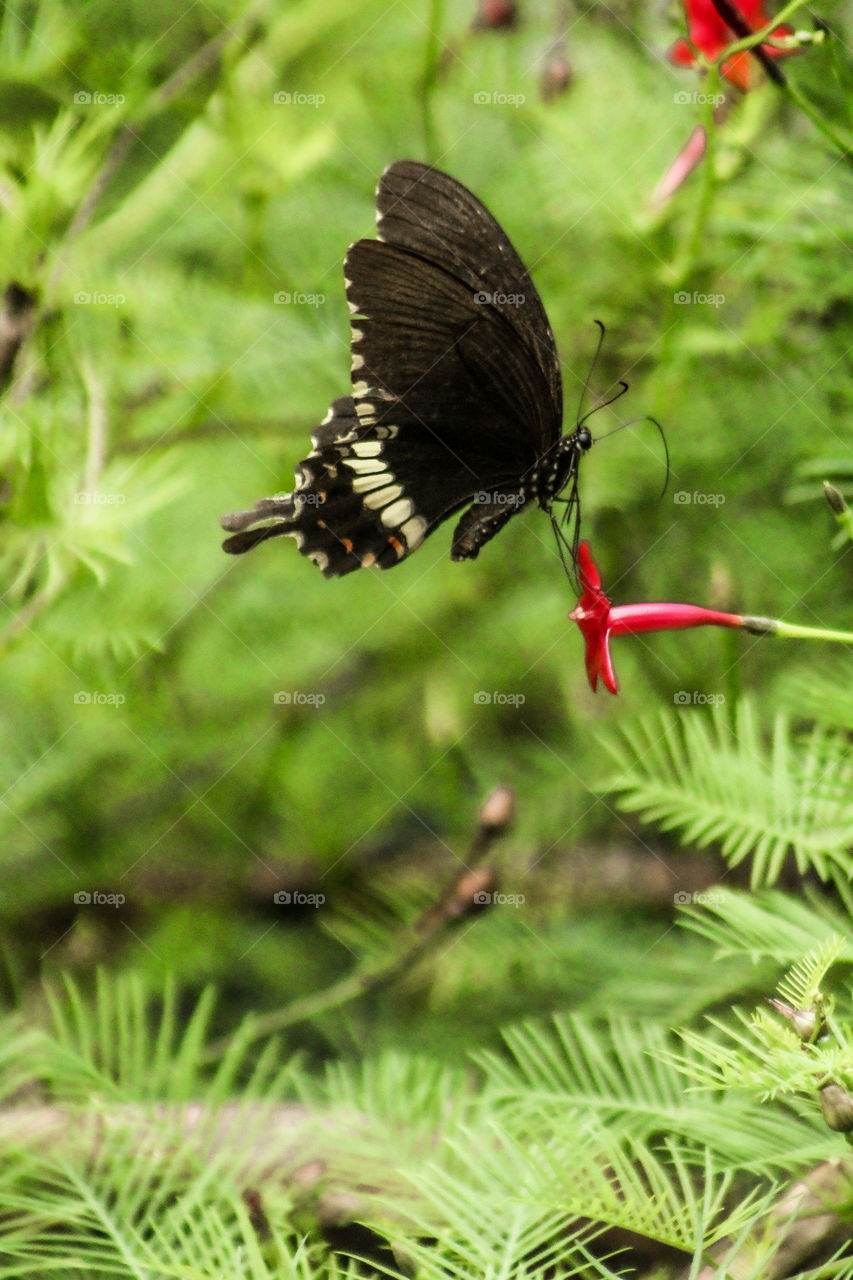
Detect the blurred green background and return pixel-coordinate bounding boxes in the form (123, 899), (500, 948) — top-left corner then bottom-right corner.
(2, 0), (852, 1052)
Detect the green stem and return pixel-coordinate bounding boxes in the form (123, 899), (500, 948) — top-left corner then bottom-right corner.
(781, 76), (853, 161)
(773, 621), (853, 643)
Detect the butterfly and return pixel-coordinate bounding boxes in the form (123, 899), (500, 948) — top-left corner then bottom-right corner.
(221, 159), (599, 578)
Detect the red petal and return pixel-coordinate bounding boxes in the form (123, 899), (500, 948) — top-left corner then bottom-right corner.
(608, 603), (745, 635)
(576, 540), (601, 592)
(721, 50), (751, 88)
(669, 37), (698, 66)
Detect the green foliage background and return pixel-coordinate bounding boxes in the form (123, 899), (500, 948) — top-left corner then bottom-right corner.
(5, 0), (853, 1269)
(4, 0), (853, 1018)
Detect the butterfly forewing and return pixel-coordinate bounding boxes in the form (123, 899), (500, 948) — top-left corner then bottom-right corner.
(375, 160), (563, 434)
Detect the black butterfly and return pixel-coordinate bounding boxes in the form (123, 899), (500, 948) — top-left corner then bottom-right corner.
(221, 159), (597, 578)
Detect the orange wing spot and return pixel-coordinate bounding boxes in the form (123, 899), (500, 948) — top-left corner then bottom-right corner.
(342, 537), (354, 553)
(317, 519), (327, 529)
(388, 536), (404, 558)
(317, 490), (327, 503)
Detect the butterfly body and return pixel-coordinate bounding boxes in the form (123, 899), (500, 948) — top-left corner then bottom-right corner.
(221, 160), (592, 578)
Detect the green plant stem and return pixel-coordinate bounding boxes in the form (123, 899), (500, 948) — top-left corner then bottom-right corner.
(773, 621), (853, 644)
(202, 904), (466, 1064)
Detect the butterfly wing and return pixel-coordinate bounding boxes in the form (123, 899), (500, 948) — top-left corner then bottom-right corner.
(376, 159), (563, 436)
(221, 161), (564, 575)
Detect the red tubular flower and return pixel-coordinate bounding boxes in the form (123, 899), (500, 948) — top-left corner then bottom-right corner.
(670, 0), (795, 90)
(570, 542), (746, 694)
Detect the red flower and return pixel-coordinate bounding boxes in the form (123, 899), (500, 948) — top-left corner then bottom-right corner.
(570, 542), (745, 694)
(670, 0), (795, 90)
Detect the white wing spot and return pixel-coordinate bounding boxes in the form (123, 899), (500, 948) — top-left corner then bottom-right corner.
(352, 440), (382, 457)
(401, 515), (427, 549)
(363, 483), (403, 510)
(352, 471), (395, 493)
(345, 457), (387, 475)
(381, 497), (414, 528)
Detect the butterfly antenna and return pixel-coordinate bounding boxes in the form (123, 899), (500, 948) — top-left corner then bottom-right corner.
(576, 379), (630, 432)
(573, 319), (607, 429)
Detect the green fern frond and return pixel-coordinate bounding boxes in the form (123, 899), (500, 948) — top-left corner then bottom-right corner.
(777, 658), (853, 727)
(677, 888), (853, 965)
(477, 1013), (826, 1174)
(599, 700), (853, 887)
(776, 939), (844, 1011)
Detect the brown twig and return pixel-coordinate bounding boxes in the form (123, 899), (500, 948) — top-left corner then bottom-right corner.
(201, 787), (516, 1063)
